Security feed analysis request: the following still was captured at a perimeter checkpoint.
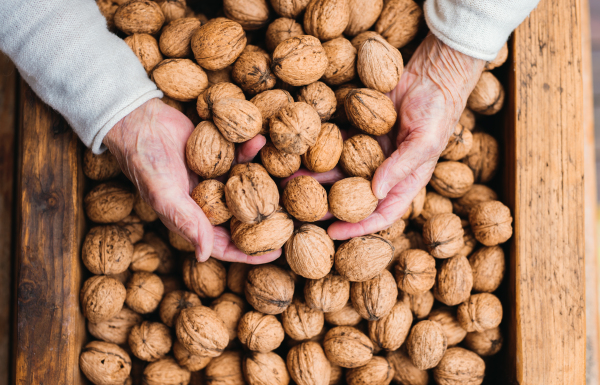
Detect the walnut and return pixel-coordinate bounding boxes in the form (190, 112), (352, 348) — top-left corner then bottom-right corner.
(251, 89), (294, 135)
(196, 82), (245, 121)
(376, 219), (406, 241)
(271, 35), (328, 86)
(413, 192), (452, 227)
(467, 71), (505, 115)
(83, 148), (121, 181)
(114, 0), (165, 35)
(368, 300), (412, 351)
(191, 179), (232, 226)
(345, 88), (397, 136)
(453, 184), (498, 217)
(237, 311), (285, 352)
(182, 257), (227, 298)
(232, 52), (277, 95)
(329, 177), (378, 223)
(205, 351), (245, 385)
(82, 225), (133, 275)
(125, 272), (164, 314)
(357, 35), (403, 93)
(335, 235), (393, 282)
(161, 95), (185, 112)
(406, 320), (447, 370)
(176, 306), (229, 356)
(460, 108), (476, 130)
(159, 17), (201, 58)
(270, 0), (311, 18)
(159, 290), (202, 327)
(212, 98), (263, 143)
(462, 132), (499, 183)
(350, 270), (397, 321)
(156, 0), (185, 23)
(432, 347), (485, 385)
(286, 341), (331, 385)
(227, 263), (252, 295)
(169, 230), (195, 252)
(323, 326), (373, 368)
(457, 293), (502, 333)
(304, 272), (350, 313)
(390, 233), (412, 261)
(423, 213), (465, 259)
(260, 142), (301, 178)
(270, 101), (322, 155)
(463, 326), (503, 356)
(456, 227), (478, 258)
(285, 224), (334, 279)
(210, 293), (246, 341)
(243, 44), (270, 58)
(85, 182), (134, 223)
(225, 165), (279, 224)
(109, 269), (132, 286)
(302, 123), (343, 173)
(324, 302), (362, 326)
(469, 245), (505, 292)
(340, 134), (385, 180)
(304, 0), (350, 42)
(128, 321), (172, 362)
(283, 176), (328, 222)
(223, 0), (270, 30)
(395, 249), (436, 294)
(81, 275), (126, 323)
(485, 42), (509, 70)
(206, 66), (234, 86)
(433, 255), (473, 306)
(125, 33), (162, 73)
(243, 352), (290, 385)
(345, 0), (383, 36)
(329, 363), (344, 385)
(345, 356), (394, 385)
(191, 18), (247, 70)
(88, 307), (143, 345)
(351, 31), (381, 50)
(331, 82), (359, 123)
(441, 123), (473, 161)
(152, 58), (209, 101)
(296, 82), (337, 122)
(143, 233), (173, 274)
(80, 341), (132, 385)
(133, 190), (158, 222)
(97, 0), (120, 31)
(469, 201), (513, 246)
(173, 341), (212, 371)
(266, 18), (304, 52)
(428, 307), (467, 346)
(374, 0), (423, 48)
(402, 186), (427, 220)
(430, 161), (475, 198)
(230, 209), (294, 256)
(321, 37), (357, 86)
(245, 264), (295, 314)
(282, 298), (325, 340)
(143, 357), (191, 385)
(400, 290), (434, 319)
(386, 350), (429, 385)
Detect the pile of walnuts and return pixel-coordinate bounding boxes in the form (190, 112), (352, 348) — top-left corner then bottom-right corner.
(80, 0), (512, 384)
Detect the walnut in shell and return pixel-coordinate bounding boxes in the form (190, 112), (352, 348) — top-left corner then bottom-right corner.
(159, 290), (202, 327)
(250, 89), (294, 135)
(462, 132), (499, 183)
(212, 98), (263, 143)
(386, 350), (429, 385)
(285, 224), (334, 279)
(270, 101), (322, 155)
(133, 191), (158, 222)
(143, 233), (173, 274)
(434, 255), (473, 306)
(169, 230), (194, 252)
(225, 164), (279, 224)
(429, 161), (474, 198)
(406, 320), (448, 370)
(114, 0), (165, 35)
(173, 341), (212, 371)
(230, 209), (294, 256)
(441, 123), (473, 161)
(457, 293), (503, 332)
(345, 88), (397, 135)
(282, 176), (328, 222)
(245, 264), (295, 314)
(270, 0), (311, 18)
(324, 301), (363, 326)
(351, 270), (397, 321)
(85, 182), (134, 223)
(282, 298), (325, 341)
(400, 290), (435, 319)
(456, 227), (478, 258)
(463, 326), (503, 356)
(453, 184), (498, 217)
(357, 35), (403, 93)
(297, 82), (337, 122)
(469, 200), (513, 246)
(340, 134), (385, 180)
(376, 218), (406, 242)
(332, 82), (359, 123)
(210, 293), (246, 341)
(467, 71), (505, 115)
(176, 306), (229, 356)
(161, 95), (185, 112)
(267, 18), (305, 52)
(469, 245), (505, 292)
(335, 235), (393, 282)
(395, 249), (436, 294)
(486, 43), (509, 70)
(428, 307), (467, 346)
(329, 177), (378, 223)
(97, 0), (120, 31)
(125, 33), (162, 73)
(128, 321), (172, 362)
(304, 272), (350, 313)
(81, 275), (126, 323)
(260, 142), (301, 178)
(238, 311), (285, 352)
(460, 108), (476, 130)
(232, 52), (277, 94)
(413, 191), (452, 227)
(287, 341), (331, 385)
(345, 0), (383, 36)
(83, 148), (121, 181)
(402, 186), (427, 220)
(368, 300), (412, 351)
(374, 0), (423, 48)
(224, 0), (270, 30)
(302, 123), (343, 173)
(182, 257), (227, 298)
(303, 0), (350, 42)
(125, 272), (164, 314)
(227, 262), (252, 295)
(322, 37), (357, 85)
(159, 17), (201, 58)
(88, 307), (143, 345)
(82, 225), (133, 275)
(191, 179), (232, 226)
(323, 326), (373, 368)
(243, 352), (290, 385)
(433, 347), (485, 385)
(271, 35), (328, 86)
(143, 357), (191, 385)
(196, 82), (245, 120)
(152, 58), (208, 101)
(206, 66), (234, 86)
(80, 341), (132, 385)
(423, 213), (465, 259)
(205, 351), (245, 385)
(156, 0), (185, 24)
(345, 356), (394, 385)
(191, 18), (247, 70)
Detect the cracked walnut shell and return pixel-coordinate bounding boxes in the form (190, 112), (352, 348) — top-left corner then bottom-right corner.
(285, 224), (334, 279)
(329, 177), (378, 223)
(395, 249), (436, 294)
(469, 200), (513, 246)
(81, 275), (126, 323)
(223, 0), (270, 30)
(230, 209), (294, 256)
(225, 165), (279, 224)
(282, 298), (325, 341)
(159, 290), (202, 327)
(232, 52), (277, 95)
(303, 0), (350, 42)
(345, 88), (397, 136)
(423, 213), (465, 259)
(251, 89), (294, 135)
(322, 37), (357, 85)
(357, 34), (403, 93)
(143, 357), (191, 385)
(260, 142), (301, 178)
(159, 17), (201, 58)
(429, 161), (474, 198)
(82, 225), (133, 275)
(323, 326), (373, 368)
(191, 179), (232, 226)
(271, 35), (328, 86)
(374, 0), (423, 49)
(152, 58), (208, 101)
(266, 17), (304, 52)
(114, 0), (165, 35)
(433, 347), (485, 385)
(80, 341), (132, 385)
(340, 134), (385, 180)
(245, 264), (295, 314)
(283, 176), (328, 222)
(351, 270), (398, 321)
(287, 341), (331, 385)
(182, 257), (226, 299)
(406, 320), (448, 370)
(176, 306), (229, 356)
(191, 18), (247, 71)
(457, 293), (503, 333)
(128, 321), (172, 362)
(238, 311), (285, 352)
(85, 182), (134, 224)
(434, 256), (473, 306)
(368, 300), (412, 351)
(302, 123), (343, 173)
(270, 101), (322, 155)
(304, 272), (350, 313)
(88, 307), (143, 345)
(335, 235), (394, 282)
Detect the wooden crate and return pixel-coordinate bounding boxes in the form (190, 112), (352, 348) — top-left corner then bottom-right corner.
(13, 0), (586, 383)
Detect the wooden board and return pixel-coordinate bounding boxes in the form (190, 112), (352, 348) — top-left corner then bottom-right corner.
(506, 0), (586, 383)
(14, 82), (87, 385)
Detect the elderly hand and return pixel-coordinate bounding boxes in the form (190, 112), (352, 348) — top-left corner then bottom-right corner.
(104, 98), (280, 264)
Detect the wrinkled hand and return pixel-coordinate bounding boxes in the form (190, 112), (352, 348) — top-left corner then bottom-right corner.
(104, 98), (280, 264)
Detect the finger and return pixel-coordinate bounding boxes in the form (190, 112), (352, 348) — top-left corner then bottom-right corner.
(235, 134), (266, 164)
(280, 166), (346, 188)
(212, 227), (282, 264)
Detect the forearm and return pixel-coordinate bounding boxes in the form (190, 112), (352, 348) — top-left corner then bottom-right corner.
(0, 0), (162, 153)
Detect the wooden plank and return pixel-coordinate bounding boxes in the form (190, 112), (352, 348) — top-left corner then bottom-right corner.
(507, 0), (586, 383)
(14, 82), (87, 385)
(0, 53), (16, 385)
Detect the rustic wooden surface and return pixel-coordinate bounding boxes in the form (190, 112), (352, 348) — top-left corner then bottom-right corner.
(0, 53), (16, 385)
(506, 0), (586, 383)
(14, 82), (87, 385)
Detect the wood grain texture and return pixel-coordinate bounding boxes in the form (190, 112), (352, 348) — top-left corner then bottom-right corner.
(507, 0), (586, 383)
(15, 82), (87, 385)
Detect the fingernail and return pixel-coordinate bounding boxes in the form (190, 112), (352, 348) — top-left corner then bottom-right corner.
(375, 184), (388, 200)
(196, 245), (209, 263)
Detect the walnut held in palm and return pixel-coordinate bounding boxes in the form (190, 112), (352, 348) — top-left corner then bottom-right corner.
(285, 224), (334, 279)
(345, 88), (397, 136)
(191, 179), (232, 226)
(329, 177), (378, 223)
(212, 98), (263, 143)
(283, 176), (328, 222)
(225, 164), (279, 224)
(340, 134), (385, 180)
(271, 35), (328, 86)
(270, 101), (322, 155)
(230, 209), (294, 256)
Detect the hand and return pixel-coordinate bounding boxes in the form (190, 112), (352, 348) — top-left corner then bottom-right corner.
(328, 34), (486, 239)
(104, 98), (280, 264)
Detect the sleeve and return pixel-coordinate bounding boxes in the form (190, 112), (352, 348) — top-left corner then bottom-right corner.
(423, 0), (541, 61)
(0, 0), (163, 153)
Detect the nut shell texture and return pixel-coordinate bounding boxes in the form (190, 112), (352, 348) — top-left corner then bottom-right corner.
(345, 88), (397, 135)
(374, 0), (422, 48)
(232, 52), (277, 94)
(272, 35), (328, 86)
(270, 0), (311, 18)
(434, 256), (473, 306)
(191, 179), (232, 226)
(143, 357), (191, 385)
(433, 347), (485, 385)
(345, 0), (383, 36)
(159, 17), (201, 58)
(125, 272), (164, 314)
(251, 89), (294, 135)
(245, 264), (295, 314)
(386, 350), (428, 385)
(368, 300), (412, 351)
(456, 293), (503, 332)
(159, 290), (203, 327)
(191, 18), (247, 71)
(85, 182), (134, 223)
(270, 102), (322, 155)
(173, 341), (212, 371)
(297, 82), (337, 122)
(82, 225), (133, 275)
(228, 262), (252, 295)
(469, 245), (505, 292)
(325, 302), (363, 326)
(210, 293), (246, 341)
(80, 341), (132, 385)
(238, 311), (285, 352)
(469, 201), (513, 246)
(225, 166), (279, 224)
(329, 177), (378, 223)
(260, 142), (302, 178)
(83, 148), (121, 181)
(125, 33), (162, 74)
(345, 356), (394, 385)
(335, 235), (393, 282)
(357, 35), (403, 93)
(323, 326), (373, 368)
(304, 272), (350, 313)
(467, 71), (505, 115)
(462, 132), (499, 183)
(428, 307), (467, 346)
(205, 351), (245, 385)
(463, 327), (503, 356)
(128, 321), (172, 362)
(81, 275), (127, 323)
(176, 306), (229, 356)
(283, 176), (328, 222)
(230, 209), (294, 256)
(282, 298), (325, 340)
(429, 161), (474, 198)
(453, 184), (498, 217)
(285, 224), (334, 279)
(197, 82), (245, 120)
(322, 37), (357, 85)
(224, 0), (270, 30)
(88, 307), (143, 345)
(395, 249), (436, 294)
(114, 0), (165, 35)
(267, 18), (305, 52)
(287, 341), (331, 385)
(182, 257), (227, 299)
(340, 134), (385, 180)
(186, 121), (234, 179)
(243, 352), (290, 385)
(302, 123), (343, 173)
(152, 58), (208, 101)
(350, 270), (397, 321)
(212, 98), (263, 143)
(303, 0), (350, 42)
(406, 320), (448, 370)
(423, 213), (465, 259)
